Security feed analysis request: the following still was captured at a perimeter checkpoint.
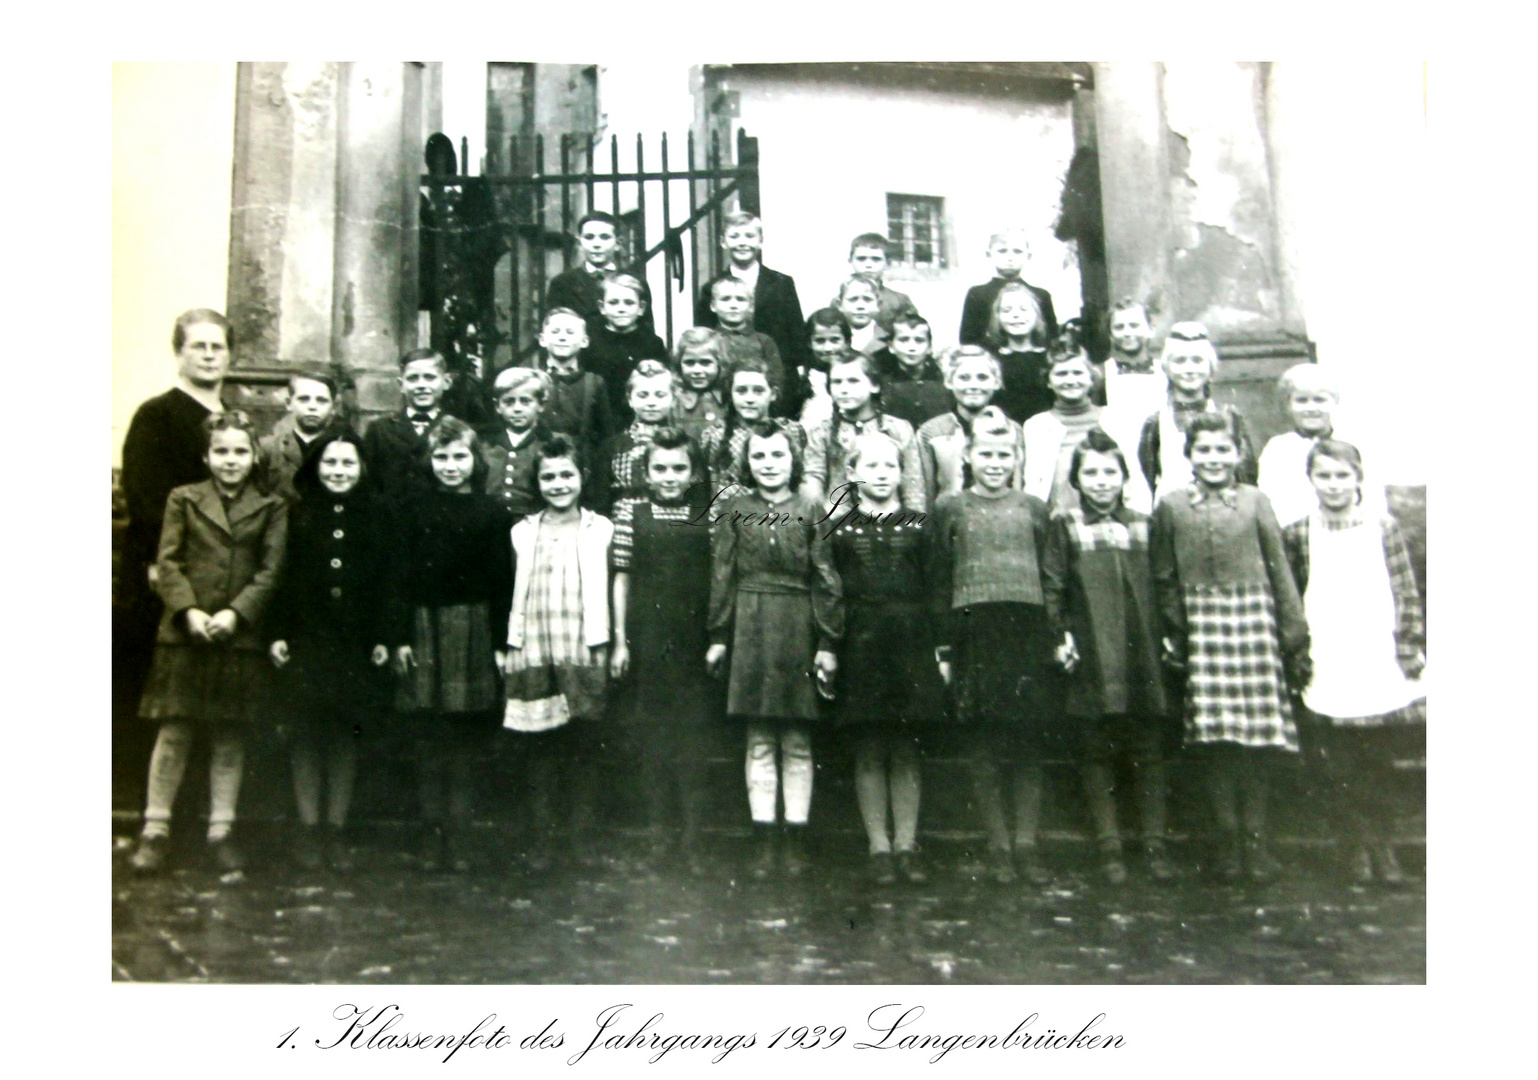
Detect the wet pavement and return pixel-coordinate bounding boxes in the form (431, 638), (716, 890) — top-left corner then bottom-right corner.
(112, 829), (1424, 985)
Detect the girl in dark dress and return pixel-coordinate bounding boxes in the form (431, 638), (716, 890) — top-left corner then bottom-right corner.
(129, 412), (288, 875)
(609, 427), (718, 874)
(268, 432), (389, 872)
(929, 406), (1060, 886)
(1041, 429), (1174, 886)
(982, 281), (1053, 425)
(707, 428), (843, 880)
(829, 430), (943, 886)
(389, 417), (513, 873)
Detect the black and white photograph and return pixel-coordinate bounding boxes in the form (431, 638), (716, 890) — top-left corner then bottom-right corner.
(108, 55), (1434, 1006)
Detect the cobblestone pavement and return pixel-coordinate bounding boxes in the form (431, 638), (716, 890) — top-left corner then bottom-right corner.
(111, 829), (1425, 985)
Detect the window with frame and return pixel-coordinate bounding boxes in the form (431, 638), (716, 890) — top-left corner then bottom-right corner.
(886, 193), (947, 269)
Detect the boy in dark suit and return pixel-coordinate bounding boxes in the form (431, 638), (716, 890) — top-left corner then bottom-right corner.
(958, 228), (1058, 347)
(583, 273), (669, 423)
(362, 348), (455, 506)
(544, 210), (655, 332)
(694, 211), (807, 378)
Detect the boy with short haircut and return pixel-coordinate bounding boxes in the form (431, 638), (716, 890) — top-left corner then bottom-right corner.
(260, 369), (342, 501)
(834, 233), (919, 334)
(872, 313), (951, 430)
(694, 211), (807, 378)
(544, 210), (655, 331)
(363, 348), (458, 505)
(957, 228), (1058, 347)
(480, 365), (569, 521)
(706, 275), (799, 418)
(592, 359), (676, 515)
(582, 273), (669, 424)
(530, 307), (618, 465)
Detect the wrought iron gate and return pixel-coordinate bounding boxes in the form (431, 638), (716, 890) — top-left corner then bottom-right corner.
(420, 127), (760, 379)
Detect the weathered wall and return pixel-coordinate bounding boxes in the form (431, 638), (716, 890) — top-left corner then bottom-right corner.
(111, 63), (236, 465)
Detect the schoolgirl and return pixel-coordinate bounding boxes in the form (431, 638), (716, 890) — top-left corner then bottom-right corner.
(502, 433), (614, 871)
(591, 358), (676, 514)
(707, 427), (843, 879)
(390, 416), (513, 873)
(802, 349), (926, 514)
(1041, 429), (1174, 885)
(669, 328), (729, 445)
(799, 307), (852, 429)
(1258, 363), (1387, 528)
(929, 406), (1060, 886)
(1283, 439), (1425, 884)
(609, 427), (717, 874)
(130, 412), (288, 874)
(1151, 411), (1308, 881)
(915, 346), (1026, 508)
(697, 355), (807, 493)
(268, 432), (389, 871)
(1020, 337), (1105, 515)
(1136, 322), (1257, 506)
(981, 280), (1053, 424)
(829, 431), (942, 885)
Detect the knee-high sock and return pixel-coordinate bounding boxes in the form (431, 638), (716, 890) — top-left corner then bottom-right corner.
(967, 730), (1010, 852)
(1204, 746), (1241, 834)
(326, 731), (359, 829)
(780, 725), (813, 825)
(1082, 761), (1120, 848)
(207, 730), (246, 840)
(142, 722), (194, 836)
(290, 736), (323, 828)
(889, 737), (921, 853)
(1012, 763), (1045, 849)
(744, 723), (779, 824)
(854, 732), (891, 853)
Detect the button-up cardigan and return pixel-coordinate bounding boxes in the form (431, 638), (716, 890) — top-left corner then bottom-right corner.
(506, 508), (614, 650)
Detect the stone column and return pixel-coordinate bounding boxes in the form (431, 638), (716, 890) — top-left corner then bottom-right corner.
(1261, 62), (1311, 339)
(1091, 62), (1176, 329)
(332, 62), (424, 417)
(225, 62), (343, 416)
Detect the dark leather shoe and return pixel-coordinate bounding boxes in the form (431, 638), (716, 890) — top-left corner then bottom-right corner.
(1375, 844), (1407, 885)
(1144, 842), (1176, 882)
(896, 851), (929, 885)
(1349, 847), (1374, 885)
(1015, 848), (1053, 886)
(989, 848), (1017, 885)
(209, 838), (245, 873)
(869, 852), (897, 885)
(294, 828), (324, 871)
(781, 829), (808, 879)
(749, 829), (778, 881)
(1101, 858), (1129, 886)
(129, 835), (169, 875)
(1245, 836), (1281, 883)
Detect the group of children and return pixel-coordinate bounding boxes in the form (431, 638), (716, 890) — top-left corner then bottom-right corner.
(127, 214), (1425, 890)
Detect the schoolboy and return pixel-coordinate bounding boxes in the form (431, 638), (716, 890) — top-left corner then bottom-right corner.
(958, 229), (1058, 347)
(480, 365), (569, 521)
(532, 307), (618, 464)
(706, 275), (799, 418)
(872, 313), (951, 430)
(544, 210), (655, 331)
(694, 212), (807, 376)
(833, 233), (919, 334)
(363, 348), (455, 505)
(259, 369), (342, 501)
(582, 273), (669, 423)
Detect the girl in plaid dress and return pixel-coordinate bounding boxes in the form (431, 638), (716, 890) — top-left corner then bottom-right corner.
(1152, 412), (1309, 882)
(502, 434), (614, 871)
(698, 356), (807, 493)
(1042, 429), (1174, 886)
(390, 417), (513, 873)
(1283, 440), (1426, 885)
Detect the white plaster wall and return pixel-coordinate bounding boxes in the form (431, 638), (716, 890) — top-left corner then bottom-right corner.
(718, 67), (1082, 345)
(1271, 61), (1428, 484)
(112, 63), (236, 465)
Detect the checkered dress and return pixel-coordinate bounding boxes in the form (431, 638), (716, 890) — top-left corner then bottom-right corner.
(503, 519), (607, 732)
(1182, 583), (1297, 749)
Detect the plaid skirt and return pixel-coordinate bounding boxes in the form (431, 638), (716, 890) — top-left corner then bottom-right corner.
(139, 642), (271, 725)
(504, 528), (607, 732)
(1180, 584), (1298, 751)
(395, 602), (502, 716)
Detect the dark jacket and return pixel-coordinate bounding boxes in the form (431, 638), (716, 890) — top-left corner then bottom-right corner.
(122, 387), (218, 569)
(958, 277), (1058, 348)
(545, 265), (656, 331)
(582, 322), (669, 423)
(154, 480), (289, 651)
(695, 265), (808, 375)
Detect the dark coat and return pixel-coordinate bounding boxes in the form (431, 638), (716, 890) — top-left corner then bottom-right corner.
(545, 265), (656, 331)
(154, 480), (289, 651)
(582, 322), (669, 423)
(121, 387), (218, 569)
(361, 413), (435, 508)
(479, 421), (567, 519)
(958, 277), (1058, 348)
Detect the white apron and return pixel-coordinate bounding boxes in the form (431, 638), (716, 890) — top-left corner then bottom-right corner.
(1152, 405), (1195, 505)
(1301, 512), (1425, 721)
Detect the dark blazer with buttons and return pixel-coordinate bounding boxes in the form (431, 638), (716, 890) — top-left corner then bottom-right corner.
(154, 480), (289, 651)
(362, 412), (435, 508)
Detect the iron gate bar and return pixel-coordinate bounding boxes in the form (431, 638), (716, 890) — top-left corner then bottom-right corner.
(686, 130), (700, 324)
(660, 133), (674, 347)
